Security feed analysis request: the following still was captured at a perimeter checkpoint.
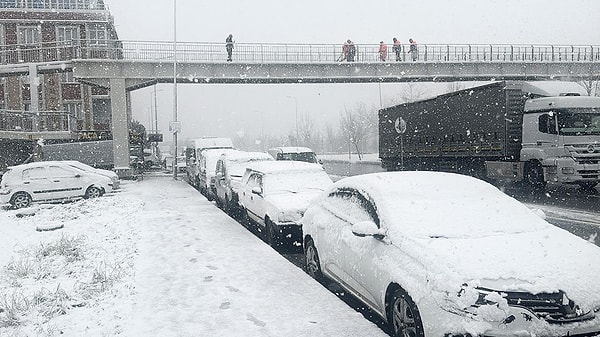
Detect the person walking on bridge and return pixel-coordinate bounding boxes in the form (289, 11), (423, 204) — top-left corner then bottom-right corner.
(379, 41), (388, 61)
(408, 38), (418, 61)
(392, 37), (402, 61)
(226, 34), (234, 62)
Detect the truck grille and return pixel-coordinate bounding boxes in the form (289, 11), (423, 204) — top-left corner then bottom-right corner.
(566, 145), (600, 165)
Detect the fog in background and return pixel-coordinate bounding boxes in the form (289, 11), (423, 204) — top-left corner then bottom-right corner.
(103, 0), (600, 146)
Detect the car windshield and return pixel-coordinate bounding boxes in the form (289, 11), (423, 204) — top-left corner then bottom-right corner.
(277, 152), (318, 164)
(264, 171), (330, 194)
(556, 108), (600, 135)
(229, 159), (265, 177)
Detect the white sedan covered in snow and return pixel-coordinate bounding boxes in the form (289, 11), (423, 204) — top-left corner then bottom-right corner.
(301, 171), (600, 337)
(0, 161), (113, 209)
(238, 161), (333, 247)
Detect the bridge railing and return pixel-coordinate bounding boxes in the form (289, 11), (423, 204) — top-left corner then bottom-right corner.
(0, 40), (598, 65)
(117, 42), (600, 63)
(0, 110), (80, 133)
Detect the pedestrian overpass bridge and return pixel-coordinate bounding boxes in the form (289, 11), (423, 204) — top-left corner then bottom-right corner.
(1, 41), (599, 172)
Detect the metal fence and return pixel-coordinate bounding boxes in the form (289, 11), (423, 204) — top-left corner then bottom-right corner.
(0, 110), (79, 132)
(0, 40), (598, 65)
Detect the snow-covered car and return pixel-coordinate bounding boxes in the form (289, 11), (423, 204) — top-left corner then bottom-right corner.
(238, 161), (333, 247)
(142, 149), (160, 168)
(0, 161), (113, 209)
(58, 160), (120, 190)
(214, 150), (273, 215)
(267, 146), (322, 165)
(301, 171), (600, 337)
(197, 148), (239, 200)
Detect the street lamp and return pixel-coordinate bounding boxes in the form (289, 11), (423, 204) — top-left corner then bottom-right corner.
(172, 0), (179, 179)
(285, 96), (298, 146)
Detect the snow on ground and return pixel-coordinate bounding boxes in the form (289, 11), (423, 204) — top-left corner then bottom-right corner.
(0, 176), (387, 337)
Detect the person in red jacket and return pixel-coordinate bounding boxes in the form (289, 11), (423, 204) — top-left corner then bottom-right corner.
(379, 41), (388, 61)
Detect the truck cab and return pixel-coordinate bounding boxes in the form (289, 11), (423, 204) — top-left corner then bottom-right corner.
(520, 94), (600, 190)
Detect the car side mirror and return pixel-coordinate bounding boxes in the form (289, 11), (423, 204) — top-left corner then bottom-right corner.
(352, 221), (384, 239)
(251, 186), (263, 195)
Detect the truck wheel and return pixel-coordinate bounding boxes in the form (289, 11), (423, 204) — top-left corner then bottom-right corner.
(524, 162), (545, 191)
(11, 192), (32, 209)
(579, 182), (598, 194)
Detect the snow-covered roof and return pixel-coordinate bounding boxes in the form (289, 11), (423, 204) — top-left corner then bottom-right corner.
(329, 171), (549, 239)
(268, 146), (315, 154)
(245, 160), (324, 174)
(223, 150), (273, 163)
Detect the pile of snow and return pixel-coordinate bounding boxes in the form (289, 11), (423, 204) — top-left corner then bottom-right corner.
(0, 176), (387, 337)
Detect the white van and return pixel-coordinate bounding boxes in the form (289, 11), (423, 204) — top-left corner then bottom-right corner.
(186, 137), (234, 187)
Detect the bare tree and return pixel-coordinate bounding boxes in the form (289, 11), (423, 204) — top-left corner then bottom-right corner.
(447, 81), (467, 93)
(297, 112), (315, 147)
(339, 103), (377, 160)
(399, 82), (428, 103)
(579, 80), (600, 96)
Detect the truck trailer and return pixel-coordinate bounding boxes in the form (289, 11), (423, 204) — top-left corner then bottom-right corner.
(379, 81), (600, 191)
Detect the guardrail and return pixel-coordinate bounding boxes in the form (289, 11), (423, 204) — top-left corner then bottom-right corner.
(0, 110), (80, 133)
(0, 41), (598, 65)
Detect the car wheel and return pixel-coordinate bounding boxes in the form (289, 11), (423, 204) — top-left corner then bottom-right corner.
(11, 192), (32, 209)
(304, 238), (327, 284)
(85, 186), (102, 199)
(265, 218), (278, 248)
(387, 287), (425, 337)
(240, 208), (252, 228)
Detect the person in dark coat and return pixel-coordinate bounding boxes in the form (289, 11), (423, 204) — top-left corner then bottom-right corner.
(226, 34), (234, 62)
(392, 37), (402, 61)
(408, 38), (418, 61)
(347, 40), (356, 62)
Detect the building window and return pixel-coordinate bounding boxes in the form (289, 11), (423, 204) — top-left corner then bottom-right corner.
(57, 26), (79, 44)
(63, 102), (82, 119)
(0, 0), (17, 8)
(87, 23), (107, 46)
(57, 0), (77, 9)
(62, 71), (76, 83)
(17, 26), (41, 45)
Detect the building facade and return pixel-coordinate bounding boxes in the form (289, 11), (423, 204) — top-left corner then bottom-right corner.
(0, 0), (121, 168)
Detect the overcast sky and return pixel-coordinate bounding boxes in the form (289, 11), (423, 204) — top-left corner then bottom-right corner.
(103, 0), (600, 146)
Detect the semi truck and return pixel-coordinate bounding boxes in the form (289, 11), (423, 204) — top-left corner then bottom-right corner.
(379, 81), (600, 192)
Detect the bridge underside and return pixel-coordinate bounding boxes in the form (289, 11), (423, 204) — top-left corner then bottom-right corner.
(72, 60), (599, 90)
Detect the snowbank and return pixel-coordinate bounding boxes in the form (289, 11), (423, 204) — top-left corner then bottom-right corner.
(0, 175), (387, 337)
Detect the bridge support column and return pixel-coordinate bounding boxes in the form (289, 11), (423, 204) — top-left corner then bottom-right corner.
(110, 78), (132, 178)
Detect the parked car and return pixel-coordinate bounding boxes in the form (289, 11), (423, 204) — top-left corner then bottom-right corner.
(58, 160), (120, 190)
(187, 137), (235, 189)
(267, 146), (321, 165)
(0, 161), (114, 209)
(142, 149), (160, 168)
(238, 161), (333, 247)
(301, 171), (600, 337)
(214, 150), (273, 215)
(197, 148), (239, 200)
